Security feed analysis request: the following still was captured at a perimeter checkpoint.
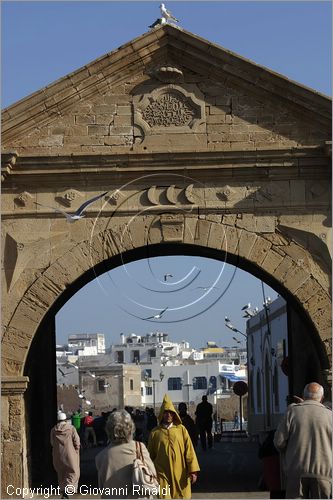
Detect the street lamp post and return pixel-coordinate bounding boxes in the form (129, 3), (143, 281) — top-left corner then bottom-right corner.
(225, 317), (248, 432)
(150, 371), (164, 411)
(183, 370), (192, 407)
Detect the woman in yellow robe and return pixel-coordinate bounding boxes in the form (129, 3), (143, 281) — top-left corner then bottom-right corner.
(148, 394), (200, 499)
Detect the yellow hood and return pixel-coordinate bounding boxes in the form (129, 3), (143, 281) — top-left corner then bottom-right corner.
(158, 394), (182, 425)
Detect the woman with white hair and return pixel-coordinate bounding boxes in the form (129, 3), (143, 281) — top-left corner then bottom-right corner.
(50, 411), (80, 499)
(95, 409), (157, 499)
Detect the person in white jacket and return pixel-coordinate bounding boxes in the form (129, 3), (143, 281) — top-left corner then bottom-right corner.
(274, 382), (332, 499)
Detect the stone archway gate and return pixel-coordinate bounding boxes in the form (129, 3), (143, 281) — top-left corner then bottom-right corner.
(1, 25), (331, 491)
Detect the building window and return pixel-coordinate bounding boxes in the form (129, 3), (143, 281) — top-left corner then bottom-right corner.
(168, 377), (182, 391)
(146, 386), (153, 396)
(148, 349), (156, 359)
(193, 376), (207, 390)
(116, 351), (124, 363)
(209, 376), (217, 392)
(256, 370), (262, 412)
(131, 350), (140, 363)
(130, 379), (134, 391)
(97, 379), (106, 393)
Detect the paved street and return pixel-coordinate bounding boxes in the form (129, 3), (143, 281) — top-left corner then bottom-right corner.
(76, 438), (269, 499)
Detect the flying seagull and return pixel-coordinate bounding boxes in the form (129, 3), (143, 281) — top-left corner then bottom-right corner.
(34, 191), (108, 223)
(241, 303), (251, 310)
(164, 273), (173, 281)
(144, 307), (168, 320)
(160, 3), (179, 22)
(87, 370), (96, 379)
(149, 17), (167, 29)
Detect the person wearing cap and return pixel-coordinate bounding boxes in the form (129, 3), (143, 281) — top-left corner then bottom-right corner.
(148, 394), (200, 499)
(50, 411), (81, 499)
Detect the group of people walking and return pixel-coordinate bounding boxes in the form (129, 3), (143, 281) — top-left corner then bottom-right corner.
(50, 383), (332, 499)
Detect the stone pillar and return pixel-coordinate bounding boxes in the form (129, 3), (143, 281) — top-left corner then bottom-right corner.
(1, 376), (29, 498)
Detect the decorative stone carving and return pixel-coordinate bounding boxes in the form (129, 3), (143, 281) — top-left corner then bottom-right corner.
(147, 186), (159, 205)
(166, 185), (177, 204)
(107, 191), (121, 205)
(14, 191), (34, 208)
(142, 92), (196, 127)
(133, 84), (205, 135)
(149, 64), (184, 83)
(309, 182), (327, 199)
(1, 151), (17, 181)
(217, 185), (238, 202)
(184, 184), (196, 204)
(4, 232), (66, 291)
(249, 186), (273, 203)
(57, 189), (83, 207)
(160, 214), (184, 242)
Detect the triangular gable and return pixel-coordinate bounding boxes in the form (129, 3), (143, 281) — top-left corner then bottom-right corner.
(2, 25), (331, 156)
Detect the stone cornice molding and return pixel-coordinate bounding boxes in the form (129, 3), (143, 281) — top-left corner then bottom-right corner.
(1, 376), (29, 395)
(1, 147), (330, 186)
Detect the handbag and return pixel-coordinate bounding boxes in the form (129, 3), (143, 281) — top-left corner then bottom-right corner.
(132, 441), (159, 498)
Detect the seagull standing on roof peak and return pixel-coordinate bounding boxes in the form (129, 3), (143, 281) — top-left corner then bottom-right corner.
(34, 191), (108, 223)
(160, 3), (179, 23)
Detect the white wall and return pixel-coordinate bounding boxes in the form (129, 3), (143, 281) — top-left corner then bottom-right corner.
(247, 296), (289, 435)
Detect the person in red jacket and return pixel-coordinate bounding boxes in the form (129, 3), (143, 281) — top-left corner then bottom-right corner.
(84, 411), (97, 447)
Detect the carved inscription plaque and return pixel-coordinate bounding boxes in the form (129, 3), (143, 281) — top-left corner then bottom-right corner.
(142, 93), (196, 127)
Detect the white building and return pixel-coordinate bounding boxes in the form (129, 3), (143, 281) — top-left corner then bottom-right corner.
(247, 295), (289, 436)
(68, 333), (106, 356)
(141, 359), (247, 409)
(110, 332), (191, 365)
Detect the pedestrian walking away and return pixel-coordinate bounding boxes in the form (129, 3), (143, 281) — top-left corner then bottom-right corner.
(95, 409), (156, 499)
(233, 411), (240, 431)
(84, 411), (97, 447)
(274, 382), (332, 499)
(195, 395), (213, 450)
(178, 402), (198, 448)
(148, 394), (200, 499)
(50, 411), (80, 499)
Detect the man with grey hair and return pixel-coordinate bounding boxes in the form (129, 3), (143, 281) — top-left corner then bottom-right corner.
(274, 382), (332, 498)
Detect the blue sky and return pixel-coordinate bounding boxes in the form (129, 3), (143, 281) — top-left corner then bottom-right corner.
(2, 1), (331, 348)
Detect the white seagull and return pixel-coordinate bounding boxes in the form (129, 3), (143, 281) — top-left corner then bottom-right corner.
(144, 307), (168, 320)
(241, 303), (251, 310)
(160, 3), (179, 23)
(34, 191), (108, 223)
(149, 17), (167, 29)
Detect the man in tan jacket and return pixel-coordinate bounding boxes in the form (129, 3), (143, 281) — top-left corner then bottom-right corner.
(274, 382), (332, 499)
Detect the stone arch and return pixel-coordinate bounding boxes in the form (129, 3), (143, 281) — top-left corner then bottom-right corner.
(2, 213), (331, 377)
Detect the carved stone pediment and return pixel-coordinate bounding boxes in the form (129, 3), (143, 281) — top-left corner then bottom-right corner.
(133, 84), (205, 135)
